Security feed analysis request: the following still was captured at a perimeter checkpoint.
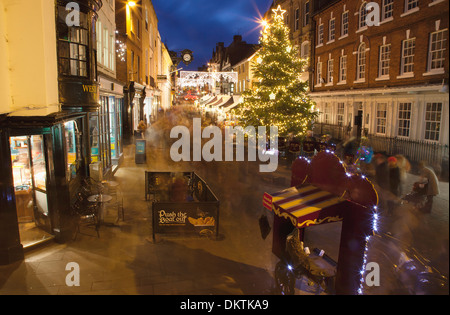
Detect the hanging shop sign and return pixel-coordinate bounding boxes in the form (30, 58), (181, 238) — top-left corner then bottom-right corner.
(59, 81), (100, 108)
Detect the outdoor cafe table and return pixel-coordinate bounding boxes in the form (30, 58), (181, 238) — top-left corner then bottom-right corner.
(88, 194), (113, 224)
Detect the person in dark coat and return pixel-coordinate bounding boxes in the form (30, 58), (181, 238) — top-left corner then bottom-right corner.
(388, 156), (401, 197)
(374, 153), (390, 191)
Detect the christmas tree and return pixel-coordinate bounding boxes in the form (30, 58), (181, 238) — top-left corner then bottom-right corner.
(236, 5), (317, 138)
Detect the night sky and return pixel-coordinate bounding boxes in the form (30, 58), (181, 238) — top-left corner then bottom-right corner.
(153, 0), (273, 71)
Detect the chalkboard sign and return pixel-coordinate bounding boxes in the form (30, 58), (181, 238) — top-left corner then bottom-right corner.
(147, 171), (220, 241)
(135, 139), (146, 164)
(152, 202), (219, 237)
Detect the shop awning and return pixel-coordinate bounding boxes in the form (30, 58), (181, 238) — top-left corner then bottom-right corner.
(211, 96), (231, 108)
(222, 96), (242, 112)
(263, 184), (347, 228)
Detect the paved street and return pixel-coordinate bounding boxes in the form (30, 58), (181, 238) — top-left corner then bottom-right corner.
(0, 109), (448, 295)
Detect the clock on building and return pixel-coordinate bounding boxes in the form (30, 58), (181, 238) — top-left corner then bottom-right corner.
(181, 49), (193, 66)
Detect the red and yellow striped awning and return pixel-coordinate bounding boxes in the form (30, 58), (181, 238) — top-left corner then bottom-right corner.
(263, 184), (346, 228)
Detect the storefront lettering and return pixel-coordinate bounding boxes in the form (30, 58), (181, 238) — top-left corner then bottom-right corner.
(82, 85), (97, 93)
(158, 210), (187, 225)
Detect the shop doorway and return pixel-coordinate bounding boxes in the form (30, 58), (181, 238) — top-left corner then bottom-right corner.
(10, 135), (53, 248)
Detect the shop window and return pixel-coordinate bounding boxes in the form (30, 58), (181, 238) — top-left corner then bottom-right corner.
(57, 5), (89, 77)
(10, 135), (52, 247)
(64, 121), (81, 181)
(90, 114), (100, 163)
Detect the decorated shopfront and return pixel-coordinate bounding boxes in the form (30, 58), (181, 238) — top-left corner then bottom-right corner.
(0, 0), (102, 265)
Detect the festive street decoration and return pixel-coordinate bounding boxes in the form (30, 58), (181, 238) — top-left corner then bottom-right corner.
(116, 38), (126, 62)
(178, 71), (238, 88)
(236, 5), (317, 137)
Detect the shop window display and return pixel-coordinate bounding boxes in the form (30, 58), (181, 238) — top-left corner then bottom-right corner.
(10, 135), (52, 247)
(64, 121), (81, 181)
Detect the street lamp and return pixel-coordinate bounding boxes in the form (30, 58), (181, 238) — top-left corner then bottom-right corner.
(127, 1), (136, 7)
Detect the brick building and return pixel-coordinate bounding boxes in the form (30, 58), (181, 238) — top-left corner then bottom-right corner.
(309, 0), (449, 173)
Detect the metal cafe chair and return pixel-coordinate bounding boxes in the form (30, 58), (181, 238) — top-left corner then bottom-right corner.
(82, 177), (105, 195)
(72, 192), (100, 240)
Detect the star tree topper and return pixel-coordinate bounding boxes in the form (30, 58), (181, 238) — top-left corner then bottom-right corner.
(272, 5), (286, 20)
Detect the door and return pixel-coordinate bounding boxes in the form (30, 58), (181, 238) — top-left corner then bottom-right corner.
(10, 135), (52, 247)
(355, 110), (363, 139)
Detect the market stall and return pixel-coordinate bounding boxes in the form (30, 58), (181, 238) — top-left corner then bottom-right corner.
(263, 151), (379, 295)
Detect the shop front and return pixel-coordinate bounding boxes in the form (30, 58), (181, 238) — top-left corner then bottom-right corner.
(0, 113), (87, 264)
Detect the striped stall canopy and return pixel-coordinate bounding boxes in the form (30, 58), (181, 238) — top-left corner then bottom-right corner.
(263, 184), (347, 228)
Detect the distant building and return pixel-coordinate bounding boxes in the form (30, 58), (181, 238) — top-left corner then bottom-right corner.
(96, 0), (126, 176)
(310, 0), (449, 175)
(115, 0), (162, 139)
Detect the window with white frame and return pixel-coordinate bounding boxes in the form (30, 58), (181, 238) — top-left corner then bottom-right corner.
(379, 44), (391, 77)
(316, 61), (323, 85)
(329, 18), (335, 41)
(405, 0), (419, 12)
(341, 11), (349, 36)
(103, 28), (109, 69)
(424, 102), (442, 141)
(382, 0), (394, 20)
(376, 103), (387, 134)
(110, 36), (115, 71)
(96, 20), (102, 64)
(428, 29), (447, 71)
(401, 38), (415, 74)
(327, 59), (334, 83)
(359, 2), (368, 29)
(295, 8), (300, 31)
(304, 1), (310, 26)
(323, 103), (331, 124)
(337, 103), (345, 126)
(357, 43), (366, 80)
(318, 23), (324, 45)
(339, 55), (347, 82)
(398, 102), (412, 137)
(301, 41), (310, 59)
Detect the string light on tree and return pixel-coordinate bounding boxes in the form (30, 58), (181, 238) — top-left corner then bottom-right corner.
(236, 5), (317, 138)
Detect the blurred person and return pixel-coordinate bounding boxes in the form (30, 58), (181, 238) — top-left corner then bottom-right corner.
(388, 156), (401, 197)
(395, 154), (411, 195)
(418, 161), (440, 213)
(302, 130), (316, 158)
(342, 135), (357, 165)
(137, 120), (147, 138)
